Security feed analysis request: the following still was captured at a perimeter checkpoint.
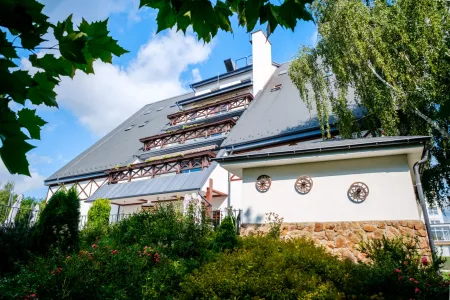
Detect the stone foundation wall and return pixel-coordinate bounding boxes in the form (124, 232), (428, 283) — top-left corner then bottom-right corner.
(240, 220), (430, 262)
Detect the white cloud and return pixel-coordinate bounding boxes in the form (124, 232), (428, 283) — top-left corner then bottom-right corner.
(191, 68), (202, 82)
(55, 30), (212, 136)
(0, 161), (46, 196)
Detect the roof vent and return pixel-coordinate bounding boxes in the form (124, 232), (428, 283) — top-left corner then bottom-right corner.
(143, 110), (152, 115)
(224, 58), (236, 72)
(156, 106), (164, 111)
(278, 70), (287, 75)
(270, 84), (282, 92)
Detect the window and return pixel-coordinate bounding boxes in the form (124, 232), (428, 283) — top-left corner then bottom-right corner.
(210, 132), (223, 138)
(429, 207), (439, 215)
(182, 168), (202, 174)
(431, 220), (442, 224)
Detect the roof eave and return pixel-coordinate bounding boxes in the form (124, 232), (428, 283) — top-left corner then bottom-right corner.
(215, 136), (431, 162)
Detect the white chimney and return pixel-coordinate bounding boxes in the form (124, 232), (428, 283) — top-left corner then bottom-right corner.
(251, 30), (277, 95)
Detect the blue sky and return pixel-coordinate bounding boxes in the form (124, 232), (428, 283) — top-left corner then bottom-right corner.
(0, 0), (317, 199)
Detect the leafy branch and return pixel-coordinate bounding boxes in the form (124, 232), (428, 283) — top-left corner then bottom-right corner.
(0, 0), (128, 176)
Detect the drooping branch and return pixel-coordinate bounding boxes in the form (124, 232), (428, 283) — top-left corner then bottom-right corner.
(367, 61), (449, 139)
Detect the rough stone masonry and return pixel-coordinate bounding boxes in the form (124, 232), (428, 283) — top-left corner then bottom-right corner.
(240, 220), (430, 262)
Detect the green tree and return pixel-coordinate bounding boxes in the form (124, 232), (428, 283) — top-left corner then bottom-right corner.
(0, 0), (128, 176)
(88, 198), (111, 228)
(34, 188), (80, 252)
(289, 0), (450, 207)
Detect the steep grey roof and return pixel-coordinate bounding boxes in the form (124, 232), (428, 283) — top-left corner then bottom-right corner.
(215, 136), (430, 161)
(45, 93), (194, 183)
(87, 162), (217, 201)
(221, 61), (363, 147)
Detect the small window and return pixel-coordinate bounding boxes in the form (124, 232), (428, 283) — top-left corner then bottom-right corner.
(270, 84), (282, 92)
(429, 207), (439, 215)
(138, 121), (150, 127)
(210, 132), (223, 138)
(182, 168), (202, 174)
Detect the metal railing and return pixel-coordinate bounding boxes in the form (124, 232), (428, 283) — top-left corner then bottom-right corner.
(0, 204), (38, 228)
(1, 203), (242, 235)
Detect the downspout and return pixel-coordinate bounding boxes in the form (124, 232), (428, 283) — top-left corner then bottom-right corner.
(227, 171), (231, 207)
(413, 149), (437, 267)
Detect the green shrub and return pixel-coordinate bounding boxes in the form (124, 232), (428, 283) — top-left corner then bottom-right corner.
(0, 244), (156, 299)
(180, 236), (346, 299)
(212, 216), (238, 252)
(353, 236), (448, 299)
(88, 198), (111, 228)
(34, 189), (80, 253)
(0, 225), (33, 275)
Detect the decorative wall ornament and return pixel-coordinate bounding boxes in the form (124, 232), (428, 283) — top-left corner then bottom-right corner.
(348, 182), (369, 203)
(295, 175), (313, 194)
(255, 175), (271, 193)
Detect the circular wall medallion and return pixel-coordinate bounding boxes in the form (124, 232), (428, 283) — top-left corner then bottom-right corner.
(348, 182), (369, 203)
(255, 175), (271, 193)
(295, 175), (313, 194)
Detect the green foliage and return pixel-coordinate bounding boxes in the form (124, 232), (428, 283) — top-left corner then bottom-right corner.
(212, 216), (238, 251)
(354, 236), (448, 299)
(88, 198), (111, 228)
(289, 0), (450, 207)
(265, 211), (284, 238)
(34, 189), (80, 253)
(1, 208), (449, 299)
(139, 0), (313, 42)
(180, 236), (449, 299)
(0, 0), (128, 176)
(0, 224), (34, 275)
(180, 236), (348, 299)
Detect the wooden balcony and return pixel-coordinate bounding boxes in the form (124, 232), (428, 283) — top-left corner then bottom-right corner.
(106, 150), (216, 183)
(167, 92), (253, 126)
(140, 118), (236, 151)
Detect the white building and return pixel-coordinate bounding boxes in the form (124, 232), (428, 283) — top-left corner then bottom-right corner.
(45, 30), (432, 258)
(427, 204), (450, 256)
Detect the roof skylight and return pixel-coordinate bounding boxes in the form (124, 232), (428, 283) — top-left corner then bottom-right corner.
(125, 124), (135, 131)
(143, 110), (152, 115)
(138, 121), (150, 127)
(270, 84), (282, 92)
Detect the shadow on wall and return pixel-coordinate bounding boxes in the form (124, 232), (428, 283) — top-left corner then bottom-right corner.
(275, 103), (365, 139)
(243, 207), (264, 225)
(242, 155), (410, 185)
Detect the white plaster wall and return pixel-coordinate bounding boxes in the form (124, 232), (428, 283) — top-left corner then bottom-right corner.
(251, 31), (277, 95)
(80, 200), (91, 217)
(230, 179), (243, 210)
(202, 165), (230, 209)
(241, 155), (420, 224)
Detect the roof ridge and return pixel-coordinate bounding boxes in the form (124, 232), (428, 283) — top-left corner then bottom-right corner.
(144, 91), (194, 107)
